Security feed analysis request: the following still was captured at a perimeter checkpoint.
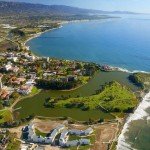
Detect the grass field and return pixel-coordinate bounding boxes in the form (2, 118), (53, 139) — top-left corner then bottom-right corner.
(56, 81), (138, 112)
(35, 129), (49, 137)
(0, 109), (12, 124)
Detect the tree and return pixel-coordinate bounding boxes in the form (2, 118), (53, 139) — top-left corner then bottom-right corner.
(10, 28), (25, 37)
(11, 92), (20, 99)
(89, 118), (95, 124)
(98, 118), (104, 123)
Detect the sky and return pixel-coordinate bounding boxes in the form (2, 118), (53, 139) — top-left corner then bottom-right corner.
(2, 0), (150, 13)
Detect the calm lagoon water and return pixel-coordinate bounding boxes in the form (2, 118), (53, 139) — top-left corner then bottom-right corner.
(14, 71), (136, 121)
(27, 14), (150, 72)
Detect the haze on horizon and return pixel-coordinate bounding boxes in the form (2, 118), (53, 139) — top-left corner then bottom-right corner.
(1, 0), (150, 13)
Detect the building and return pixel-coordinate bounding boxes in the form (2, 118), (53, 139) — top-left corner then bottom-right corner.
(83, 127), (94, 136)
(0, 74), (3, 90)
(33, 135), (44, 143)
(66, 140), (79, 147)
(19, 84), (33, 95)
(49, 124), (66, 144)
(25, 79), (35, 85)
(5, 64), (12, 71)
(22, 126), (28, 132)
(42, 57), (49, 62)
(56, 124), (66, 132)
(59, 130), (69, 147)
(70, 129), (82, 136)
(79, 139), (90, 145)
(10, 57), (18, 62)
(26, 55), (36, 61)
(44, 137), (51, 144)
(28, 123), (35, 140)
(49, 129), (58, 144)
(11, 66), (19, 72)
(7, 53), (14, 57)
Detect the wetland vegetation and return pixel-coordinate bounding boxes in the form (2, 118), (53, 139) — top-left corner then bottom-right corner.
(14, 71), (139, 121)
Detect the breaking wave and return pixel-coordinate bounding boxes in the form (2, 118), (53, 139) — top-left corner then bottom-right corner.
(117, 67), (150, 74)
(117, 92), (150, 150)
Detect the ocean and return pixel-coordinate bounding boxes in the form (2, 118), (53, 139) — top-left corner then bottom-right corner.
(26, 14), (150, 150)
(26, 14), (150, 72)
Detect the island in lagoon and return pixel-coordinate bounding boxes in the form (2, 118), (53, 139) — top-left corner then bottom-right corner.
(0, 2), (150, 150)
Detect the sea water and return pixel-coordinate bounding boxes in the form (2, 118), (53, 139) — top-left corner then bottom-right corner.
(26, 14), (150, 72)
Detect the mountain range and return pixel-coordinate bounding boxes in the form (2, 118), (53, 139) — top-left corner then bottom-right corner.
(0, 1), (138, 17)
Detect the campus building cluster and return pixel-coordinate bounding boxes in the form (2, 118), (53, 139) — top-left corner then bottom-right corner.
(22, 123), (94, 148)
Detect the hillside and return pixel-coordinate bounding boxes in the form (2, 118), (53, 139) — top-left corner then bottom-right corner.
(0, 1), (137, 24)
(0, 1), (137, 16)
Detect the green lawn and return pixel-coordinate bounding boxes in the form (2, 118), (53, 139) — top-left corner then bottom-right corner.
(35, 129), (49, 137)
(69, 135), (81, 141)
(31, 86), (38, 94)
(56, 81), (137, 112)
(0, 109), (12, 124)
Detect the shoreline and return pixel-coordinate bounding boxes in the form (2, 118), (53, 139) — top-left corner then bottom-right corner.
(117, 91), (150, 149)
(23, 25), (63, 50)
(23, 20), (150, 74)
(23, 19), (97, 50)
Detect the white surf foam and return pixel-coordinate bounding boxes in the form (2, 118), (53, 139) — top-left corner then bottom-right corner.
(117, 67), (150, 74)
(117, 92), (150, 150)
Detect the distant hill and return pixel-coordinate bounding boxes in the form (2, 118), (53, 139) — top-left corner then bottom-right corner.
(0, 1), (139, 25)
(0, 1), (138, 17)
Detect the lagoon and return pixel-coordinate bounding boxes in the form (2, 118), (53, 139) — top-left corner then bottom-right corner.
(14, 71), (138, 121)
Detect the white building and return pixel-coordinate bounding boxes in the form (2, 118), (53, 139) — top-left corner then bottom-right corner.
(33, 135), (44, 143)
(44, 137), (51, 144)
(59, 130), (69, 147)
(49, 124), (66, 144)
(70, 129), (82, 136)
(25, 79), (35, 85)
(5, 64), (12, 71)
(0, 75), (3, 90)
(26, 55), (36, 61)
(49, 129), (58, 144)
(10, 57), (18, 62)
(79, 139), (90, 145)
(28, 123), (35, 140)
(66, 140), (79, 147)
(83, 127), (94, 136)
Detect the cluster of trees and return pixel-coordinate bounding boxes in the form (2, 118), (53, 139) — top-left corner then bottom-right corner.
(106, 106), (134, 113)
(84, 117), (104, 125)
(6, 132), (21, 150)
(44, 97), (55, 108)
(0, 113), (35, 128)
(10, 28), (25, 37)
(36, 79), (78, 90)
(64, 101), (90, 111)
(129, 74), (144, 89)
